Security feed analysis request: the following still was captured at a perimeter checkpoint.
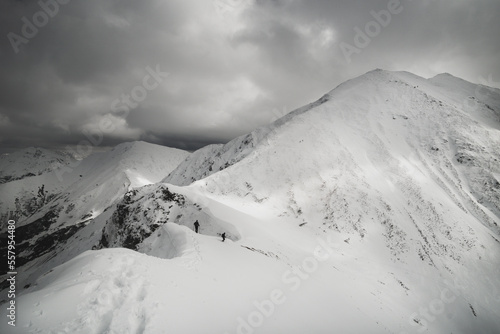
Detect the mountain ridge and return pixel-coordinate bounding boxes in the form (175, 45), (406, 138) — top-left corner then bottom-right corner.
(0, 141), (190, 298)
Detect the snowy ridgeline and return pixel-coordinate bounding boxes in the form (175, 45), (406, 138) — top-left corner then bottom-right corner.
(1, 70), (500, 334)
(0, 142), (190, 298)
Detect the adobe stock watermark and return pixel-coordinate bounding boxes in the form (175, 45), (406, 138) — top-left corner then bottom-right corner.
(7, 0), (71, 54)
(213, 0), (250, 19)
(224, 236), (340, 334)
(340, 0), (411, 64)
(51, 64), (169, 182)
(110, 65), (169, 114)
(399, 278), (464, 333)
(213, 0), (252, 40)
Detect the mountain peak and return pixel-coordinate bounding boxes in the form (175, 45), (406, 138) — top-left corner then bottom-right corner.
(112, 141), (186, 154)
(432, 72), (458, 79)
(112, 140), (150, 152)
(326, 69), (420, 96)
(429, 72), (475, 87)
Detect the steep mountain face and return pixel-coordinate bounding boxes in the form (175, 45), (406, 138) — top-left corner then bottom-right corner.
(2, 70), (500, 334)
(0, 148), (76, 223)
(0, 141), (189, 295)
(165, 70), (500, 243)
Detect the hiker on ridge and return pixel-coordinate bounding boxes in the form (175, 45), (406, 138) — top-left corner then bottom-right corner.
(194, 220), (200, 233)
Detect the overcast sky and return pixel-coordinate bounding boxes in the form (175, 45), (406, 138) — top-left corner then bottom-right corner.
(1, 0), (499, 153)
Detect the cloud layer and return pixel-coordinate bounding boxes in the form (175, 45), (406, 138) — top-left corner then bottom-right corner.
(1, 0), (499, 152)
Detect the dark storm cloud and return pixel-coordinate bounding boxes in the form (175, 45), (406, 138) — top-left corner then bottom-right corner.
(0, 0), (499, 153)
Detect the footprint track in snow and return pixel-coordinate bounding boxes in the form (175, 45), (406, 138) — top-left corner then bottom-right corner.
(56, 254), (151, 334)
(178, 234), (203, 270)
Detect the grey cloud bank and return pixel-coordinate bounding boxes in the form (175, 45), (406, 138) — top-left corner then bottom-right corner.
(1, 0), (499, 153)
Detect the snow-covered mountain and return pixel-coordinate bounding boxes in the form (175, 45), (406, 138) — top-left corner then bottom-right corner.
(1, 70), (500, 334)
(0, 141), (190, 224)
(0, 141), (189, 297)
(0, 147), (75, 185)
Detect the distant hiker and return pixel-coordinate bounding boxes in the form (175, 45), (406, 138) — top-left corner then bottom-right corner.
(221, 232), (226, 242)
(194, 220), (200, 233)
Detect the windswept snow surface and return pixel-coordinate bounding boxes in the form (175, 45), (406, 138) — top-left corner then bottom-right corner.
(2, 70), (500, 334)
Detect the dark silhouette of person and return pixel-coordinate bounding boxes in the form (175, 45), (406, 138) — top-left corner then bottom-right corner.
(194, 220), (200, 233)
(221, 232), (226, 242)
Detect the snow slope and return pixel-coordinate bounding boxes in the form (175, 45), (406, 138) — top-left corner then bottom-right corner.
(2, 70), (500, 334)
(0, 148), (75, 184)
(0, 148), (76, 223)
(0, 141), (189, 299)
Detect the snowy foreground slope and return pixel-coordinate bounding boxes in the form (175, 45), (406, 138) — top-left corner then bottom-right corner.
(2, 70), (500, 334)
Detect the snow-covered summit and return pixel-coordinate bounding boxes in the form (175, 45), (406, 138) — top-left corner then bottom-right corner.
(165, 69), (499, 195)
